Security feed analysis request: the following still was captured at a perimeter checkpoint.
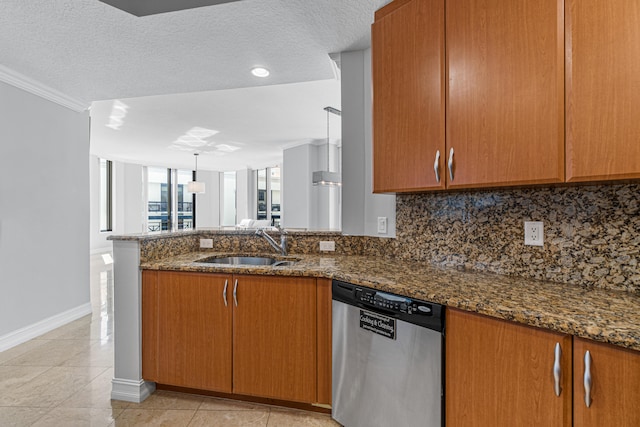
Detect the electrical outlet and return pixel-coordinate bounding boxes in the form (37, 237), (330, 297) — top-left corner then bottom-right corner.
(319, 241), (335, 251)
(524, 221), (544, 246)
(377, 217), (388, 234)
(200, 238), (213, 249)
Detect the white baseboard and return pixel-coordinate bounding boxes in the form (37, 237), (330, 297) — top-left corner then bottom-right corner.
(0, 303), (93, 352)
(111, 378), (156, 403)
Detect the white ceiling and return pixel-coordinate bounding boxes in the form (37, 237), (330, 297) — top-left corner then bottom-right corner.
(1, 0), (388, 170)
(0, 0), (388, 103)
(90, 79), (342, 171)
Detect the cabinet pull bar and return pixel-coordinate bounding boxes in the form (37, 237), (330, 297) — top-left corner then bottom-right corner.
(233, 279), (238, 307)
(553, 342), (562, 396)
(448, 148), (454, 182)
(434, 150), (441, 183)
(584, 350), (592, 408)
(222, 279), (228, 307)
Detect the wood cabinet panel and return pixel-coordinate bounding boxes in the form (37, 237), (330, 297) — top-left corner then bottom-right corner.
(141, 270), (158, 381)
(232, 275), (317, 403)
(316, 278), (332, 406)
(573, 337), (640, 426)
(446, 308), (571, 427)
(566, 0), (640, 182)
(372, 0), (446, 192)
(156, 271), (232, 393)
(446, 0), (564, 188)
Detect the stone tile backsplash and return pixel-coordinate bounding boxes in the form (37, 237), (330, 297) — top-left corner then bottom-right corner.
(136, 183), (640, 292)
(394, 184), (640, 292)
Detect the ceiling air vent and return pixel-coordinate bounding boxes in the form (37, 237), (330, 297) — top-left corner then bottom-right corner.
(99, 0), (244, 17)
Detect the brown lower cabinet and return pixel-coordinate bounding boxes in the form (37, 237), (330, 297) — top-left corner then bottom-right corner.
(446, 308), (572, 427)
(447, 308), (640, 427)
(142, 270), (331, 406)
(573, 337), (640, 427)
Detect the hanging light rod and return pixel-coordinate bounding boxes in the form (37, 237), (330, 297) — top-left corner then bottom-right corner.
(187, 153), (206, 194)
(313, 106), (342, 186)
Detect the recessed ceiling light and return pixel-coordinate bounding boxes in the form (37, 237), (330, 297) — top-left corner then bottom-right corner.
(251, 67), (270, 78)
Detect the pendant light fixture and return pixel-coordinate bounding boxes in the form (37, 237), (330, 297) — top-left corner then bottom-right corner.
(312, 106), (342, 186)
(187, 153), (206, 193)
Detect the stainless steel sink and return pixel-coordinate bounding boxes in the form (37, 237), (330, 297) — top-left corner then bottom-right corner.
(271, 260), (297, 267)
(197, 256), (277, 265)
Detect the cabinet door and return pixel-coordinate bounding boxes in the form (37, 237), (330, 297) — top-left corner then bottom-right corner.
(573, 338), (640, 426)
(446, 0), (564, 189)
(566, 0), (640, 182)
(232, 275), (317, 403)
(372, 0), (446, 193)
(446, 308), (571, 427)
(156, 271), (232, 392)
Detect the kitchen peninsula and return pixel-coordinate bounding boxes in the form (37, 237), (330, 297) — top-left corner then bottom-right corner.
(109, 227), (640, 422)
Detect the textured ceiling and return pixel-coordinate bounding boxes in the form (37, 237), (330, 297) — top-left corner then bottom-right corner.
(0, 0), (389, 105)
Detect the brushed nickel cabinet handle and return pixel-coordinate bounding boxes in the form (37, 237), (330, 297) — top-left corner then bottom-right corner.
(584, 350), (592, 408)
(222, 279), (228, 307)
(448, 147), (454, 182)
(434, 150), (441, 183)
(553, 342), (562, 396)
(233, 279), (238, 307)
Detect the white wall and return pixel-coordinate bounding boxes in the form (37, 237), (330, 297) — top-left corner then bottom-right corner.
(362, 49), (395, 236)
(283, 144), (312, 229)
(194, 170), (220, 228)
(119, 163), (144, 234)
(0, 80), (90, 339)
(89, 155), (110, 253)
(341, 49), (396, 237)
(236, 169), (252, 222)
(283, 143), (341, 230)
(90, 156), (144, 253)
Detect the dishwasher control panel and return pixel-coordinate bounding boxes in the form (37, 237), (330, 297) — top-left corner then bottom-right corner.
(355, 288), (432, 316)
(333, 280), (444, 334)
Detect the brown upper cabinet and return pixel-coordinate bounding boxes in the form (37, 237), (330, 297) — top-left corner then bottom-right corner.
(565, 0), (640, 182)
(373, 0), (565, 192)
(372, 0), (446, 192)
(446, 0), (565, 189)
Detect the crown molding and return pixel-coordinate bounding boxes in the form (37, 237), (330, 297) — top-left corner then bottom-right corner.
(0, 64), (88, 112)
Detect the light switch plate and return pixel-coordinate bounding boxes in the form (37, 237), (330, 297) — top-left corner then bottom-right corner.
(319, 241), (335, 251)
(200, 238), (214, 248)
(377, 217), (387, 234)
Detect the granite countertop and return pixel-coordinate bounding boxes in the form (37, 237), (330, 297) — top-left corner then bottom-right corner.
(141, 251), (640, 352)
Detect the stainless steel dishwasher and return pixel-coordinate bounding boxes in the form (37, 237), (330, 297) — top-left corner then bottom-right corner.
(332, 279), (444, 427)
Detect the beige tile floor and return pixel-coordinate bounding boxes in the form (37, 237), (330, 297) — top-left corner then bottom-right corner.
(0, 254), (340, 427)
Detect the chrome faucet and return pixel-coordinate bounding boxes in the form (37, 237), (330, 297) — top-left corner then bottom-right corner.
(255, 227), (288, 256)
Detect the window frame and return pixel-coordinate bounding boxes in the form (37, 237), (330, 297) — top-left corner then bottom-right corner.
(100, 158), (113, 232)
